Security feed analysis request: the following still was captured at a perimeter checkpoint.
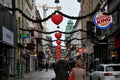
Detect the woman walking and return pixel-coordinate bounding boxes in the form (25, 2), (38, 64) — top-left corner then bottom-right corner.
(69, 60), (85, 80)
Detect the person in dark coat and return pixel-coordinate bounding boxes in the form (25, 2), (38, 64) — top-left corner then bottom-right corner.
(54, 57), (70, 80)
(45, 62), (49, 71)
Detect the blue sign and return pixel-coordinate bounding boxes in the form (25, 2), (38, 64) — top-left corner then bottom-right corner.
(20, 33), (29, 38)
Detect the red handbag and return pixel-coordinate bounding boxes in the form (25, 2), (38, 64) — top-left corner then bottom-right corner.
(68, 68), (74, 80)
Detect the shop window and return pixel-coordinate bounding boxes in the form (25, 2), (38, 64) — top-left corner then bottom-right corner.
(8, 48), (16, 76)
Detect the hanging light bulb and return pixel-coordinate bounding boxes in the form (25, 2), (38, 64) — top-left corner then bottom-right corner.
(55, 0), (60, 3)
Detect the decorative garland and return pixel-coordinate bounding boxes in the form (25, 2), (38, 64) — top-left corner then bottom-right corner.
(4, 5), (118, 43)
(5, 6), (117, 22)
(39, 43), (67, 47)
(20, 28), (87, 34)
(20, 28), (89, 42)
(35, 37), (86, 42)
(5, 6), (100, 22)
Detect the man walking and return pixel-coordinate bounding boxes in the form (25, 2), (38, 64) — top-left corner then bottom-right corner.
(54, 56), (70, 80)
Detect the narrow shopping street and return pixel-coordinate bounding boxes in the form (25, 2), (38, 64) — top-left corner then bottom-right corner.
(0, 0), (120, 80)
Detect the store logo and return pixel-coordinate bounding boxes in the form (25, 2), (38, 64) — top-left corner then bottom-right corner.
(94, 12), (112, 29)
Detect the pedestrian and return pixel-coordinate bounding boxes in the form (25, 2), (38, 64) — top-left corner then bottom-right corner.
(38, 61), (43, 71)
(52, 62), (55, 70)
(69, 60), (85, 80)
(45, 62), (49, 71)
(69, 59), (76, 71)
(89, 58), (100, 72)
(54, 56), (70, 80)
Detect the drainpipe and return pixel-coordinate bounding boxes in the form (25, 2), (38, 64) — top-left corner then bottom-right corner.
(12, 0), (15, 15)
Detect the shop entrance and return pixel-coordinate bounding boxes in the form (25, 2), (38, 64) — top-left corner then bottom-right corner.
(0, 42), (16, 80)
(0, 47), (9, 80)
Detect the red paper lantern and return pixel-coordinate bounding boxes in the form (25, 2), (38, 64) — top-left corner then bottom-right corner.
(56, 40), (61, 45)
(56, 49), (61, 52)
(57, 51), (61, 55)
(57, 54), (60, 60)
(55, 32), (62, 39)
(78, 48), (84, 53)
(57, 45), (61, 49)
(51, 13), (63, 25)
(57, 52), (61, 60)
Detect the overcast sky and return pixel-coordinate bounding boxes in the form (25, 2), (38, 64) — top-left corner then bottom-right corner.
(35, 0), (80, 46)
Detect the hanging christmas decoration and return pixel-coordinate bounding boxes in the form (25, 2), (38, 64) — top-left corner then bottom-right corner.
(55, 32), (62, 39)
(78, 48), (84, 53)
(57, 52), (61, 56)
(51, 13), (63, 25)
(6, 6), (101, 23)
(56, 40), (62, 45)
(57, 51), (61, 60)
(56, 49), (61, 52)
(57, 45), (61, 49)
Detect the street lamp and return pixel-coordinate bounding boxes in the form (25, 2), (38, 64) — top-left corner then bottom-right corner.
(55, 0), (60, 3)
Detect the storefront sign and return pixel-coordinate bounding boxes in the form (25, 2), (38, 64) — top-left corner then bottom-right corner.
(115, 33), (120, 48)
(3, 26), (14, 45)
(20, 33), (29, 38)
(94, 12), (112, 29)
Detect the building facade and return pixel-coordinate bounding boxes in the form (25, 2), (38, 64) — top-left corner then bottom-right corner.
(107, 0), (120, 63)
(70, 19), (82, 58)
(65, 20), (74, 58)
(76, 0), (109, 68)
(34, 6), (44, 70)
(15, 0), (37, 79)
(0, 0), (17, 79)
(80, 0), (120, 65)
(80, 0), (95, 66)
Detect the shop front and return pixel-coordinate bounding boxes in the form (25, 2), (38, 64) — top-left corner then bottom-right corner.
(0, 42), (17, 80)
(0, 4), (17, 80)
(114, 32), (120, 63)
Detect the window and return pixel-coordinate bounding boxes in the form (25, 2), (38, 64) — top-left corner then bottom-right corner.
(106, 67), (113, 71)
(96, 66), (104, 71)
(107, 65), (120, 71)
(9, 48), (16, 75)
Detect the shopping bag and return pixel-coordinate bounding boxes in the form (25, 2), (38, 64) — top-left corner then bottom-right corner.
(68, 69), (74, 80)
